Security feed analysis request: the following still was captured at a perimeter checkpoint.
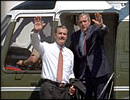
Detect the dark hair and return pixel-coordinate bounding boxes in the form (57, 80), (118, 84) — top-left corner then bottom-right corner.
(55, 25), (68, 33)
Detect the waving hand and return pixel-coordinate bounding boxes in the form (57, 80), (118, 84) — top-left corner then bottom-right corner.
(34, 17), (46, 33)
(92, 13), (103, 28)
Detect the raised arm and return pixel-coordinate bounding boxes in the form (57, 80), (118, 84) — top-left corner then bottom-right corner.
(92, 13), (103, 28)
(31, 17), (46, 54)
(34, 17), (46, 33)
(92, 13), (109, 36)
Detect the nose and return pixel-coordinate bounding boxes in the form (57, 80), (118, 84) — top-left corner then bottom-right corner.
(61, 33), (64, 37)
(61, 33), (65, 37)
(82, 21), (85, 25)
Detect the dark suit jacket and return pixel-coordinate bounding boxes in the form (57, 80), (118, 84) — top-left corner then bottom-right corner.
(69, 78), (85, 99)
(70, 24), (110, 78)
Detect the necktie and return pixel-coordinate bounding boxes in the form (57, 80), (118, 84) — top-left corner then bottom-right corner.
(83, 33), (86, 55)
(57, 48), (63, 82)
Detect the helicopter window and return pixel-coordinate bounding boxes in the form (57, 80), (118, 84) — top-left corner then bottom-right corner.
(1, 15), (11, 46)
(4, 16), (53, 71)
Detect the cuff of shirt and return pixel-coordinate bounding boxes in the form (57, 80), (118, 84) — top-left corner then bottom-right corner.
(30, 31), (41, 40)
(101, 24), (106, 30)
(31, 30), (39, 34)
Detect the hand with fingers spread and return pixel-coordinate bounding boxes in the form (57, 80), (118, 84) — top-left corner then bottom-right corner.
(92, 13), (103, 28)
(34, 16), (46, 33)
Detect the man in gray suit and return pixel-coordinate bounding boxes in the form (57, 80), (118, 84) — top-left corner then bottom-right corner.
(70, 13), (110, 99)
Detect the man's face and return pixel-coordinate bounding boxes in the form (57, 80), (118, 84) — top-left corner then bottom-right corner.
(54, 28), (67, 47)
(77, 15), (91, 33)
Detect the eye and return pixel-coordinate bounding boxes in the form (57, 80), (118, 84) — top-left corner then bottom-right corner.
(63, 33), (67, 35)
(84, 20), (87, 23)
(58, 32), (62, 35)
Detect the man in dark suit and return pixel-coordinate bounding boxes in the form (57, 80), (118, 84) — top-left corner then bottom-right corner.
(70, 13), (110, 99)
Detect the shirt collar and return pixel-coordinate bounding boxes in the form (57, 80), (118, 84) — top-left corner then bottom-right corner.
(54, 42), (65, 51)
(80, 31), (84, 38)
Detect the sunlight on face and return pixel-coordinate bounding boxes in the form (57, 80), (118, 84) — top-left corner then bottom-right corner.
(54, 28), (68, 47)
(77, 15), (91, 33)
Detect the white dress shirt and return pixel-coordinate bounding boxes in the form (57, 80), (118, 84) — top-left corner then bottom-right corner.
(31, 32), (75, 83)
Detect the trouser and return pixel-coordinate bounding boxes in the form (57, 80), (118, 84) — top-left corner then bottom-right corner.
(40, 79), (70, 99)
(84, 74), (109, 99)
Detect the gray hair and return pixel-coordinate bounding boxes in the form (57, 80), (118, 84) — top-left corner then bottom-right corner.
(76, 13), (91, 23)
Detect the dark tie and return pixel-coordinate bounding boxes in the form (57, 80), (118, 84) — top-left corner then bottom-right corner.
(57, 48), (63, 82)
(83, 33), (86, 55)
